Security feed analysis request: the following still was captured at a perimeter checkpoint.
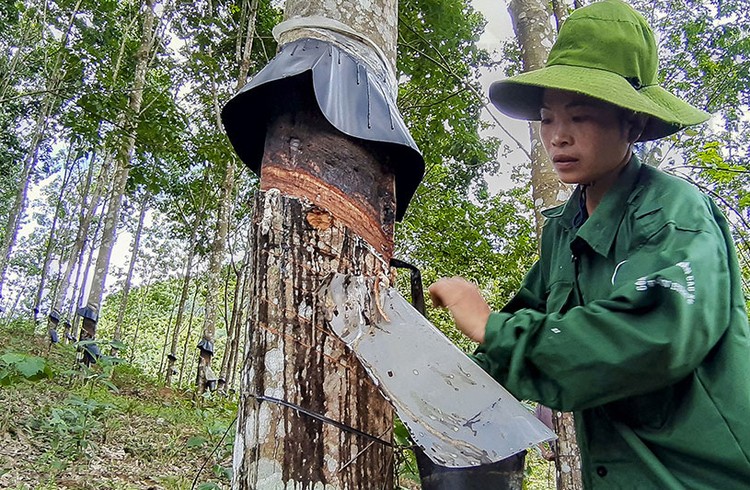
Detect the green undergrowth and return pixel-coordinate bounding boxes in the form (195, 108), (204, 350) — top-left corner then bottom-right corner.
(0, 318), (554, 489)
(0, 319), (235, 490)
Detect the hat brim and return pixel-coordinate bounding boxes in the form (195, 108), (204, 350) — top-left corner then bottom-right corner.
(489, 65), (709, 141)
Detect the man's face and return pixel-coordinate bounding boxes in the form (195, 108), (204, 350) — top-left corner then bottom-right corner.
(540, 89), (632, 187)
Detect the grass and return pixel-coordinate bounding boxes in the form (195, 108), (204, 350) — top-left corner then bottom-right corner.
(0, 319), (235, 490)
(0, 318), (555, 489)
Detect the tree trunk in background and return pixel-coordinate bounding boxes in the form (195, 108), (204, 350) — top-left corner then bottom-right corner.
(195, 153), (231, 392)
(70, 195), (108, 342)
(0, 0), (83, 305)
(33, 148), (76, 321)
(52, 150), (111, 322)
(0, 110), (50, 304)
(227, 250), (251, 391)
(128, 275), (152, 364)
(508, 0), (572, 238)
(507, 1), (581, 488)
(195, 0), (258, 394)
(85, 0), (157, 322)
(178, 283), (201, 387)
(164, 226), (200, 385)
(233, 0), (400, 480)
(113, 191), (150, 348)
(218, 255), (248, 391)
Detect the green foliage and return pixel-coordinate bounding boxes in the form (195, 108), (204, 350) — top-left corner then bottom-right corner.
(0, 319), (236, 489)
(627, 0), (750, 291)
(394, 417), (421, 488)
(0, 352), (54, 385)
(398, 0), (496, 190)
(394, 0), (538, 352)
(38, 394), (116, 457)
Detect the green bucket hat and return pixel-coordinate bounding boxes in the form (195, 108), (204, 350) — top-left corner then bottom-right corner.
(489, 0), (709, 141)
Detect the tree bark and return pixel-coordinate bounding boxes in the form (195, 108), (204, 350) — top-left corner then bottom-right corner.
(508, 0), (572, 238)
(128, 273), (154, 364)
(218, 259), (246, 391)
(196, 0), (258, 393)
(223, 254), (250, 391)
(164, 228), (200, 385)
(178, 282), (201, 387)
(506, 1), (581, 488)
(85, 0), (157, 320)
(71, 193), (108, 342)
(232, 69), (399, 490)
(33, 147), (77, 321)
(195, 156), (232, 392)
(52, 150), (111, 321)
(113, 191), (150, 347)
(233, 191), (394, 489)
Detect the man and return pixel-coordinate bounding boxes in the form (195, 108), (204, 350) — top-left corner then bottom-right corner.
(429, 1), (750, 487)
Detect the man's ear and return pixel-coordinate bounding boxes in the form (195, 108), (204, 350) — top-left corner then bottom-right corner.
(627, 114), (649, 143)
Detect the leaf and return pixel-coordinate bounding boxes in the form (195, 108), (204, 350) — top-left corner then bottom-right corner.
(187, 436), (208, 448)
(393, 417), (413, 447)
(109, 339), (127, 351)
(15, 356), (47, 379)
(213, 464), (232, 479)
(196, 483), (221, 490)
(0, 353), (24, 365)
(99, 379), (120, 393)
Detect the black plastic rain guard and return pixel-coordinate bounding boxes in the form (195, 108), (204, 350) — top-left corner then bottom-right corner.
(221, 37), (424, 221)
(197, 339), (214, 355)
(48, 309), (61, 324)
(77, 306), (98, 322)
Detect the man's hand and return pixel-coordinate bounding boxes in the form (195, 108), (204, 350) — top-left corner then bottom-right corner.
(428, 277), (491, 344)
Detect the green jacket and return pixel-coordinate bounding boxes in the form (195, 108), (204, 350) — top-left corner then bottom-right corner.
(474, 157), (750, 488)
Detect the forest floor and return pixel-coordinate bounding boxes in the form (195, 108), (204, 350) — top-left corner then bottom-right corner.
(0, 319), (554, 490)
(0, 319), (235, 490)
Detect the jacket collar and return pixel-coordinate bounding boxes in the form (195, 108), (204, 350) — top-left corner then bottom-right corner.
(543, 154), (643, 257)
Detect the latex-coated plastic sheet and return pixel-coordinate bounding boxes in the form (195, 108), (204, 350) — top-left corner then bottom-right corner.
(221, 38), (424, 221)
(324, 273), (556, 468)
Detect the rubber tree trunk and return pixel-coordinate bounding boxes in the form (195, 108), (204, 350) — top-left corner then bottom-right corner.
(128, 276), (153, 364)
(178, 283), (201, 387)
(164, 234), (199, 385)
(217, 259), (246, 392)
(84, 0), (157, 323)
(221, 248), (251, 391)
(507, 0), (572, 238)
(113, 191), (150, 348)
(232, 85), (399, 490)
(33, 148), (76, 322)
(0, 0), (84, 303)
(52, 150), (111, 322)
(506, 0), (581, 488)
(71, 195), (108, 342)
(195, 0), (258, 393)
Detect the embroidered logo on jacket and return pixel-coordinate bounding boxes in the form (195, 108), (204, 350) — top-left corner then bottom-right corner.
(634, 262), (696, 305)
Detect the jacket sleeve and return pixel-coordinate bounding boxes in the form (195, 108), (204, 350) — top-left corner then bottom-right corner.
(474, 217), (733, 412)
(471, 259), (546, 372)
